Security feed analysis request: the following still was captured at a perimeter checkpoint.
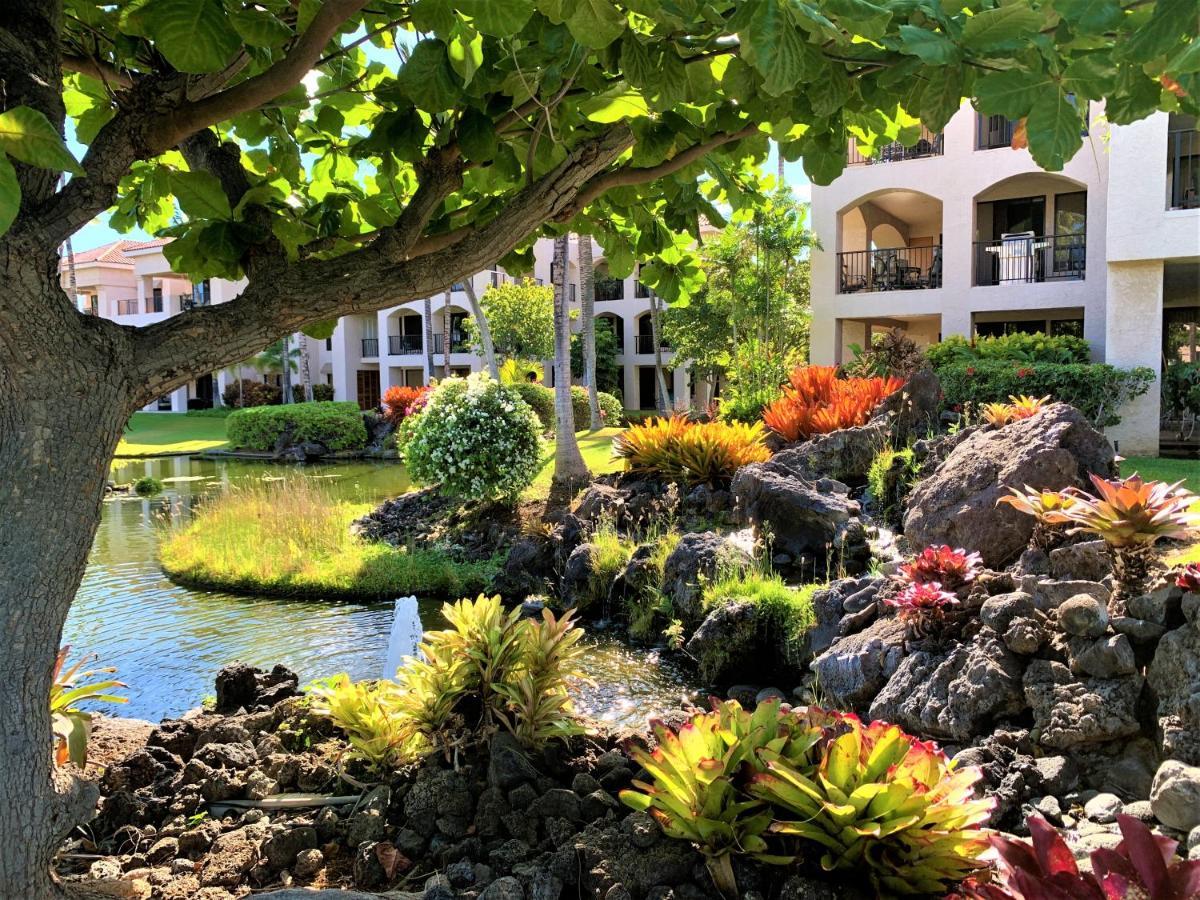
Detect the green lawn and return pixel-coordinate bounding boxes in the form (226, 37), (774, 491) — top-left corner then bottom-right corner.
(525, 427), (625, 500)
(1122, 456), (1200, 493)
(116, 412), (229, 457)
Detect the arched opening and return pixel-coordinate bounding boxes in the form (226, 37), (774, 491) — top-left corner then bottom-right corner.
(634, 312), (668, 355)
(837, 190), (943, 293)
(433, 303), (471, 355)
(385, 308), (424, 356)
(593, 258), (624, 302)
(972, 172), (1088, 286)
(596, 312), (624, 352)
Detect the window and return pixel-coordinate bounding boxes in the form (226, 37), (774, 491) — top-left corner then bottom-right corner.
(150, 287), (163, 313)
(1050, 319), (1084, 338)
(116, 298), (138, 315)
(325, 337), (333, 351)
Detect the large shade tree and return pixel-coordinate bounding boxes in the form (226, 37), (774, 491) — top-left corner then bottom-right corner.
(0, 1), (1195, 895)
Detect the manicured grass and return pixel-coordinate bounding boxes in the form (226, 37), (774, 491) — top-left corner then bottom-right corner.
(159, 478), (497, 600)
(117, 412), (229, 456)
(524, 427), (626, 500)
(1122, 456), (1200, 493)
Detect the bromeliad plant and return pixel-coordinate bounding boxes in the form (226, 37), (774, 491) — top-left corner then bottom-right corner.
(996, 485), (1078, 550)
(613, 415), (771, 486)
(50, 647), (127, 768)
(762, 366), (904, 442)
(1176, 563), (1200, 593)
(308, 674), (420, 771)
(885, 582), (961, 635)
(749, 714), (993, 896)
(897, 545), (983, 592)
(956, 813), (1200, 899)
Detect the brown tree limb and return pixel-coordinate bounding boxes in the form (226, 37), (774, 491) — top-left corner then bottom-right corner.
(61, 54), (134, 90)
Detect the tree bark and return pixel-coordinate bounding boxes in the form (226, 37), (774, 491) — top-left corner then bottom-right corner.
(441, 292), (452, 380)
(578, 235), (602, 430)
(281, 333), (292, 403)
(551, 235), (588, 486)
(462, 278), (498, 380)
(649, 290), (671, 414)
(423, 297), (435, 383)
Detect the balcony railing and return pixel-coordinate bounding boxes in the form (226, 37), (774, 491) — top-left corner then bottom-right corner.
(389, 334), (422, 355)
(838, 246), (942, 293)
(635, 281), (651, 299)
(848, 128), (943, 165)
(973, 233), (1085, 286)
(361, 337), (379, 357)
(634, 334), (670, 354)
(1168, 128), (1200, 210)
(594, 276), (623, 302)
(433, 333), (469, 354)
(977, 114), (1017, 150)
(116, 298), (139, 315)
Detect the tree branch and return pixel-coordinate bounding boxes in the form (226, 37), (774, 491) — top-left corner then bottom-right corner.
(61, 54), (134, 90)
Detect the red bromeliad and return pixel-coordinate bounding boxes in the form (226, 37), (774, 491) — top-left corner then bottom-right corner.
(899, 545), (983, 591)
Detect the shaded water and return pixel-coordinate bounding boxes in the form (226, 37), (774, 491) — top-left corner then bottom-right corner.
(66, 456), (697, 727)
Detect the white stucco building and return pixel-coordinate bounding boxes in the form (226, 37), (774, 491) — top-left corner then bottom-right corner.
(60, 235), (691, 413)
(809, 104), (1199, 455)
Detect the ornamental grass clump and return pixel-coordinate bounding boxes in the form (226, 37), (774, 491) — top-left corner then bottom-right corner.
(762, 365), (903, 442)
(613, 415), (770, 486)
(405, 373), (543, 502)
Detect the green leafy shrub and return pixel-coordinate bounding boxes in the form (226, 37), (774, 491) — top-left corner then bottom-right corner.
(1163, 361), (1200, 420)
(719, 338), (799, 424)
(509, 382), (555, 430)
(867, 445), (918, 527)
(926, 332), (1090, 368)
(570, 385), (626, 428)
(405, 374), (543, 502)
(842, 328), (928, 378)
(185, 407), (234, 418)
(50, 647), (127, 768)
(221, 378), (281, 408)
(937, 361), (1154, 428)
(310, 596), (585, 770)
(311, 383), (335, 402)
(575, 519), (635, 614)
(133, 475), (163, 495)
(227, 401), (367, 451)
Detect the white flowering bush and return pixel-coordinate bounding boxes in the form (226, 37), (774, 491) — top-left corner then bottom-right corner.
(405, 373), (544, 502)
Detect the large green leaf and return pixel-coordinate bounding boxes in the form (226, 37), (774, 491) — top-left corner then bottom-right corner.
(564, 0), (626, 50)
(0, 106), (84, 175)
(740, 0), (818, 97)
(457, 0), (534, 37)
(580, 88), (649, 123)
(898, 25), (960, 66)
(396, 40), (462, 111)
(822, 0), (892, 42)
(973, 68), (1052, 118)
(1120, 0), (1195, 64)
(1052, 0), (1121, 35)
(139, 0), (241, 74)
(0, 153), (19, 237)
(171, 170), (233, 220)
(961, 4), (1043, 52)
(228, 7), (292, 47)
(1025, 89), (1084, 171)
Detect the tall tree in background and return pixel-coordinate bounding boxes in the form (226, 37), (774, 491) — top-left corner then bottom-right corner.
(461, 277), (498, 379)
(423, 296), (436, 385)
(0, 1), (1189, 893)
(648, 289), (671, 413)
(551, 234), (588, 484)
(578, 235), (602, 429)
(462, 280), (554, 364)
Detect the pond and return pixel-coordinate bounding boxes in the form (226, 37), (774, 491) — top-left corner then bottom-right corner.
(65, 456), (699, 728)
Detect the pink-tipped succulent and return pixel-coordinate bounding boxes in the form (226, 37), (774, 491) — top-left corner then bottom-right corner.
(885, 581), (960, 625)
(898, 545), (983, 590)
(1176, 563), (1200, 593)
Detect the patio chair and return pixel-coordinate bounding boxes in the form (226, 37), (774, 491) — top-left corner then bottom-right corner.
(841, 265), (867, 292)
(921, 248), (943, 288)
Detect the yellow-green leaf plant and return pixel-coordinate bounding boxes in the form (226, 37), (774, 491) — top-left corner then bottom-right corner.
(49, 647), (127, 769)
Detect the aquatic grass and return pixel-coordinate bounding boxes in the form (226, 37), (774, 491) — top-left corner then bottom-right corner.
(158, 478), (497, 600)
(577, 518), (636, 614)
(627, 527), (682, 641)
(703, 565), (821, 643)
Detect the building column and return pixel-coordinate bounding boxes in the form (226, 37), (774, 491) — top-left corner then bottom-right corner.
(1105, 260), (1163, 456)
(810, 315), (838, 366)
(940, 308), (972, 340)
(215, 370), (230, 407)
(377, 310), (394, 398)
(837, 320), (868, 366)
(169, 384), (189, 413)
(331, 321), (357, 405)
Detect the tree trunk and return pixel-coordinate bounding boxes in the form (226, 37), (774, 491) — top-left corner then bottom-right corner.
(423, 296), (436, 383)
(551, 235), (588, 486)
(281, 333), (293, 403)
(649, 291), (671, 413)
(0, 270), (126, 898)
(578, 235), (602, 430)
(462, 277), (498, 380)
(300, 339), (313, 402)
(442, 292), (452, 380)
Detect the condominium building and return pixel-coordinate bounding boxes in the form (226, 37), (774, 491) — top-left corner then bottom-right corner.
(809, 104), (1199, 455)
(59, 236), (691, 413)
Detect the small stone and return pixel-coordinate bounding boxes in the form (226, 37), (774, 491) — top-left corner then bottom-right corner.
(621, 811), (659, 849)
(1003, 617), (1045, 655)
(571, 773), (601, 796)
(1071, 634), (1136, 678)
(755, 687), (786, 705)
(1120, 800), (1155, 822)
(262, 826), (317, 872)
(480, 875), (526, 900)
(1058, 594), (1109, 638)
(981, 592), (1036, 633)
(1110, 616), (1167, 642)
(726, 684), (759, 706)
(1183, 592), (1200, 625)
(146, 837), (178, 865)
(446, 859), (476, 887)
(1150, 760), (1200, 831)
(293, 848), (324, 879)
(1033, 796), (1062, 822)
(1083, 792), (1123, 824)
(1188, 825), (1200, 853)
(1033, 756), (1079, 796)
(1128, 584), (1183, 625)
(1049, 540), (1113, 581)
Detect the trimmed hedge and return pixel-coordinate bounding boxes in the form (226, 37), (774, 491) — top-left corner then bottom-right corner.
(938, 360), (1155, 428)
(926, 332), (1089, 368)
(510, 382), (555, 430)
(221, 378), (281, 408)
(227, 401), (368, 451)
(571, 385), (625, 427)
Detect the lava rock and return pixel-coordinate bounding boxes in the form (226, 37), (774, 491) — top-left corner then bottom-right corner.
(214, 663), (299, 713)
(980, 591), (1036, 634)
(1069, 634), (1136, 678)
(1049, 541), (1113, 582)
(811, 617), (907, 709)
(262, 827), (317, 872)
(1147, 623), (1200, 765)
(660, 532), (752, 627)
(1023, 661), (1142, 748)
(292, 848), (324, 879)
(1058, 594), (1109, 638)
(1083, 793), (1123, 824)
(199, 827), (259, 888)
(1150, 760), (1200, 832)
(685, 601), (760, 682)
(346, 785), (391, 845)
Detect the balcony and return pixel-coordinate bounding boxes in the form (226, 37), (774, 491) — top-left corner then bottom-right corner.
(116, 298), (139, 316)
(977, 114), (1018, 150)
(594, 276), (623, 302)
(634, 334), (669, 354)
(1167, 119), (1199, 210)
(361, 337), (379, 357)
(838, 246), (942, 293)
(635, 280), (651, 299)
(973, 233), (1085, 286)
(848, 127), (943, 165)
(389, 334), (422, 355)
(433, 333), (469, 354)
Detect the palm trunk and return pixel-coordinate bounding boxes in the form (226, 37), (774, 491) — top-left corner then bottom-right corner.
(578, 236), (602, 430)
(281, 334), (293, 403)
(649, 291), (671, 413)
(442, 292), (452, 380)
(463, 277), (498, 380)
(300, 339), (313, 402)
(551, 235), (589, 486)
(423, 296), (435, 383)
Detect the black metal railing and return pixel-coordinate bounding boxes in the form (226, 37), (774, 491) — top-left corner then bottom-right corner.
(973, 233), (1086, 286)
(634, 334), (669, 354)
(594, 276), (623, 302)
(635, 281), (651, 298)
(848, 128), (943, 165)
(1168, 128), (1200, 210)
(389, 334), (422, 355)
(977, 114), (1017, 150)
(838, 246), (943, 294)
(432, 333), (469, 354)
(361, 337), (379, 357)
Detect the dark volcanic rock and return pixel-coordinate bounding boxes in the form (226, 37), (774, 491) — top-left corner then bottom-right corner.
(660, 531), (751, 627)
(214, 663), (299, 713)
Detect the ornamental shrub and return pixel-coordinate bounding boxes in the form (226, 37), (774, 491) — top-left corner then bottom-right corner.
(405, 373), (543, 502)
(614, 415), (771, 486)
(762, 365), (904, 442)
(926, 332), (1090, 368)
(937, 361), (1154, 428)
(311, 383), (335, 402)
(570, 385), (625, 428)
(509, 382), (555, 430)
(221, 378), (282, 408)
(227, 401), (368, 451)
(1163, 361), (1200, 420)
(381, 384), (431, 426)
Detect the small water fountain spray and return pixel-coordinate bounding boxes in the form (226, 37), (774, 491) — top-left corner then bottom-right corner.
(384, 596), (422, 679)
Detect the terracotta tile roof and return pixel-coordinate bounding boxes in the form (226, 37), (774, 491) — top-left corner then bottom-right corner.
(63, 237), (171, 266)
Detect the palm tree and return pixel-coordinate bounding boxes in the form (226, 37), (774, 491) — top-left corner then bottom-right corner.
(462, 276), (499, 379)
(298, 336), (313, 402)
(254, 339), (300, 401)
(551, 234), (588, 486)
(578, 234), (602, 430)
(442, 291), (452, 380)
(423, 296), (435, 383)
(648, 289), (671, 413)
